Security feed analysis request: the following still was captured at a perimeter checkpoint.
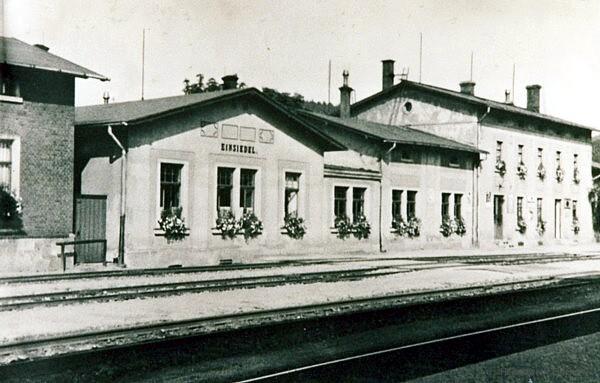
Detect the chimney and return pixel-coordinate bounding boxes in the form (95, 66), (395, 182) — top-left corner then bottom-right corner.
(34, 44), (49, 52)
(459, 81), (476, 96)
(526, 84), (541, 112)
(221, 74), (238, 90)
(102, 91), (110, 104)
(382, 59), (395, 90)
(339, 70), (353, 119)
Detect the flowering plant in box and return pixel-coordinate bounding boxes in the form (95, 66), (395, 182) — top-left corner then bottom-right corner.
(0, 185), (22, 231)
(439, 216), (454, 237)
(158, 207), (187, 242)
(516, 162), (528, 180)
(406, 217), (422, 238)
(238, 211), (263, 240)
(536, 218), (546, 236)
(334, 215), (352, 239)
(454, 216), (467, 236)
(391, 216), (407, 237)
(352, 214), (371, 240)
(516, 217), (527, 234)
(495, 160), (506, 177)
(283, 213), (306, 240)
(537, 163), (546, 180)
(573, 168), (580, 184)
(215, 209), (239, 239)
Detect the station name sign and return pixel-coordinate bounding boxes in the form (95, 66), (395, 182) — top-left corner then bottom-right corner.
(221, 143), (256, 154)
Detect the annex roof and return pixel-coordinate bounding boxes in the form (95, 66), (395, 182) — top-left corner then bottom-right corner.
(351, 79), (597, 132)
(0, 37), (108, 81)
(76, 87), (346, 151)
(299, 110), (485, 155)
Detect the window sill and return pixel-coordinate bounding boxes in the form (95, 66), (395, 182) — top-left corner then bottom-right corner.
(0, 95), (24, 104)
(153, 228), (190, 237)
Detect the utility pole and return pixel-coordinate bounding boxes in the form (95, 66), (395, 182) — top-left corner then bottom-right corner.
(141, 28), (146, 100)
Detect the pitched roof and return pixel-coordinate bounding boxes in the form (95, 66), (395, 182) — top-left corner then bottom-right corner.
(299, 110), (485, 154)
(76, 88), (246, 126)
(75, 88), (346, 151)
(351, 79), (597, 132)
(0, 37), (108, 81)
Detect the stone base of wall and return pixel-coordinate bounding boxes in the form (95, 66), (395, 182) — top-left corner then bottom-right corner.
(0, 237), (72, 274)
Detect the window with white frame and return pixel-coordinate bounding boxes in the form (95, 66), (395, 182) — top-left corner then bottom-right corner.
(160, 163), (183, 210)
(407, 191), (417, 219)
(454, 194), (462, 219)
(334, 186), (348, 219)
(391, 189), (403, 221)
(441, 193), (450, 219)
(240, 169), (256, 213)
(284, 172), (300, 217)
(352, 187), (366, 222)
(217, 167), (234, 211)
(0, 140), (12, 188)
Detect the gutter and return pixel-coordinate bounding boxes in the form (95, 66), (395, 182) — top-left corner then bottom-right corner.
(107, 122), (128, 266)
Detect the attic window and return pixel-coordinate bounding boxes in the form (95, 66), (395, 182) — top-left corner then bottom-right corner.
(449, 156), (460, 167)
(0, 68), (22, 103)
(403, 102), (413, 113)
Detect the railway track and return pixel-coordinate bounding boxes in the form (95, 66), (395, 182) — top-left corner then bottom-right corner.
(0, 266), (401, 311)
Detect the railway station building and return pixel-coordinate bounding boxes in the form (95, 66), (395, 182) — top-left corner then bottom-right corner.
(0, 37), (107, 272)
(73, 63), (597, 269)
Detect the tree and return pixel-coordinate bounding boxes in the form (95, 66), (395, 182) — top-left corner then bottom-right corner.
(183, 73), (245, 94)
(589, 184), (600, 234)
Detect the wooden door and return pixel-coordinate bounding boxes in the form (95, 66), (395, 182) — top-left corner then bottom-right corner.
(75, 195), (107, 264)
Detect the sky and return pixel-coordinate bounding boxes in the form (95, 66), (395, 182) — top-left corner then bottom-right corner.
(4, 0), (600, 129)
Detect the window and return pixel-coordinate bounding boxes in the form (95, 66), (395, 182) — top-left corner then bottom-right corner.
(517, 196), (523, 220)
(407, 191), (417, 219)
(217, 167), (234, 211)
(0, 140), (12, 188)
(556, 151), (561, 166)
(518, 145), (524, 162)
(392, 190), (403, 220)
(239, 169), (256, 212)
(284, 172), (300, 216)
(0, 67), (20, 98)
(537, 198), (543, 221)
(454, 194), (462, 219)
(334, 186), (348, 218)
(441, 193), (450, 218)
(160, 163), (183, 210)
(538, 148), (543, 162)
(574, 154), (578, 167)
(352, 188), (366, 222)
(496, 141), (503, 162)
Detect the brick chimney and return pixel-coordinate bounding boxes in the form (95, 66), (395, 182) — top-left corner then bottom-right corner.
(339, 70), (353, 119)
(221, 74), (238, 90)
(382, 60), (395, 90)
(459, 81), (476, 96)
(526, 84), (541, 112)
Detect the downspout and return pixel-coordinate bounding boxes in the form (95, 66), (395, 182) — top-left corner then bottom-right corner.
(107, 122), (128, 266)
(379, 141), (397, 253)
(474, 106), (491, 246)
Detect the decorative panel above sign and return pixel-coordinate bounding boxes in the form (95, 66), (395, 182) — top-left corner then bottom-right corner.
(200, 122), (218, 138)
(239, 126), (256, 142)
(258, 129), (274, 144)
(221, 124), (238, 140)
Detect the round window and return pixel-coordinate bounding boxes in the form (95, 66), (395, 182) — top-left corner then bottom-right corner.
(403, 101), (413, 113)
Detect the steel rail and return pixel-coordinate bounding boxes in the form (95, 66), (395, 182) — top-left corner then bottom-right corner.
(235, 301), (600, 383)
(0, 267), (400, 310)
(0, 275), (574, 366)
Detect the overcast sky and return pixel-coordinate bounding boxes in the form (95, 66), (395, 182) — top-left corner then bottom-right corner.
(5, 0), (600, 129)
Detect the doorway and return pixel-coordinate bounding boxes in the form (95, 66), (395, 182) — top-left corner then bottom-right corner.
(554, 199), (562, 239)
(494, 195), (504, 240)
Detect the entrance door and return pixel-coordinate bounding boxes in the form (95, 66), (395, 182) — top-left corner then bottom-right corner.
(75, 195), (107, 264)
(554, 199), (562, 239)
(494, 195), (504, 240)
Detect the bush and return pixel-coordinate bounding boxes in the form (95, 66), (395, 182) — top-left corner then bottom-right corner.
(158, 207), (187, 242)
(537, 219), (546, 236)
(573, 217), (580, 235)
(391, 216), (407, 236)
(406, 217), (421, 238)
(517, 162), (527, 180)
(556, 166), (564, 183)
(283, 213), (306, 240)
(439, 216), (454, 237)
(495, 160), (506, 176)
(0, 185), (21, 220)
(454, 216), (467, 236)
(537, 164), (546, 180)
(516, 217), (527, 234)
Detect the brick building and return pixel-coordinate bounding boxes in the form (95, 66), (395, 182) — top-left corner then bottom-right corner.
(0, 37), (107, 272)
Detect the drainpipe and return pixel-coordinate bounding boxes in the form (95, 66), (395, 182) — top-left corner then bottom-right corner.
(107, 122), (128, 266)
(379, 141), (397, 253)
(474, 106), (491, 246)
